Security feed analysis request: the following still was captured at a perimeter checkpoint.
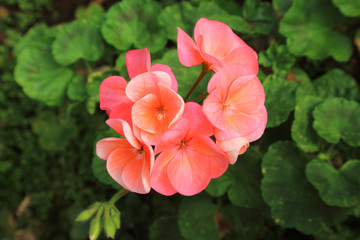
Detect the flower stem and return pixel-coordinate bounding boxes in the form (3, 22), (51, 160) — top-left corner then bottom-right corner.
(184, 63), (210, 102)
(109, 189), (129, 205)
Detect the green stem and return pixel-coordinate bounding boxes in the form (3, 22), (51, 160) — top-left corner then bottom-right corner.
(109, 189), (129, 205)
(184, 63), (210, 102)
(84, 60), (93, 75)
(192, 91), (209, 103)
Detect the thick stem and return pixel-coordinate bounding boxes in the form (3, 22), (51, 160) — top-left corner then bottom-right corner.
(184, 63), (210, 102)
(109, 189), (129, 205)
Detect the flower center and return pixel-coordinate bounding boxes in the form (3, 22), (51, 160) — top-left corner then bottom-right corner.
(157, 105), (165, 114)
(179, 140), (187, 149)
(222, 103), (230, 110)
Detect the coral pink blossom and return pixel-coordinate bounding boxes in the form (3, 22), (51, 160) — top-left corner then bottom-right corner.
(203, 64), (265, 137)
(215, 106), (267, 164)
(126, 48), (178, 92)
(96, 119), (154, 194)
(126, 71), (184, 145)
(150, 102), (229, 196)
(99, 49), (178, 124)
(177, 18), (258, 73)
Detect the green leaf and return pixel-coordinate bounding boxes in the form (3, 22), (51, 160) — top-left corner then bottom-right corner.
(279, 0), (352, 61)
(158, 1), (197, 42)
(178, 195), (219, 240)
(207, 148), (264, 207)
(306, 159), (360, 207)
(101, 0), (167, 53)
(205, 174), (231, 197)
(32, 112), (77, 151)
(261, 141), (349, 234)
(313, 69), (359, 101)
(313, 98), (360, 147)
(258, 44), (296, 77)
(263, 75), (298, 128)
(220, 204), (267, 238)
(154, 50), (210, 100)
(227, 149), (264, 208)
(14, 31), (74, 106)
(67, 75), (87, 101)
(291, 68), (316, 101)
(332, 0), (360, 17)
(52, 19), (104, 66)
(273, 0), (293, 12)
(242, 0), (276, 34)
(13, 24), (52, 57)
(292, 96), (323, 152)
(75, 3), (106, 27)
(149, 216), (184, 240)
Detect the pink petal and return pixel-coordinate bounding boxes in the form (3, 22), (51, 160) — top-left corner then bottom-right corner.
(182, 102), (214, 137)
(221, 46), (259, 75)
(126, 49), (151, 79)
(150, 149), (178, 196)
(121, 150), (151, 194)
(106, 119), (141, 149)
(99, 76), (129, 111)
(196, 35), (223, 71)
(202, 91), (227, 130)
(246, 105), (267, 142)
(150, 63), (178, 92)
(216, 137), (249, 164)
(106, 146), (137, 191)
(96, 137), (128, 160)
(194, 18), (234, 59)
(132, 83), (184, 135)
(207, 64), (251, 94)
(167, 149), (212, 196)
(177, 27), (203, 67)
(107, 101), (134, 125)
(187, 135), (228, 178)
(125, 71), (172, 102)
(155, 119), (188, 154)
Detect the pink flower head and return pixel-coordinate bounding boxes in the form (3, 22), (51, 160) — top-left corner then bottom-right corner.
(126, 71), (184, 145)
(99, 49), (178, 124)
(203, 64), (265, 135)
(150, 102), (229, 196)
(177, 18), (258, 73)
(215, 106), (267, 164)
(96, 119), (154, 194)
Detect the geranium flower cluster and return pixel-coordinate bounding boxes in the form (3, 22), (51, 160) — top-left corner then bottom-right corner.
(96, 18), (267, 196)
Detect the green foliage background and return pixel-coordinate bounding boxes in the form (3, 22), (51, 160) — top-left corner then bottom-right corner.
(1, 0), (360, 239)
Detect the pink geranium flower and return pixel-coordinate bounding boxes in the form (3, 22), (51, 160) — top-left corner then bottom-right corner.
(96, 119), (154, 194)
(177, 18), (258, 73)
(215, 106), (267, 164)
(126, 71), (184, 145)
(202, 64), (267, 164)
(99, 48), (178, 123)
(150, 102), (229, 196)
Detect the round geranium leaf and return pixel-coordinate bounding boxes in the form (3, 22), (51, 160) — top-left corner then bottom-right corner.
(313, 98), (360, 147)
(279, 0), (352, 62)
(313, 69), (359, 101)
(292, 96), (323, 152)
(306, 159), (360, 207)
(263, 75), (298, 128)
(332, 0), (360, 17)
(178, 195), (219, 240)
(52, 19), (104, 66)
(261, 141), (349, 234)
(14, 34), (74, 106)
(67, 75), (87, 101)
(101, 0), (166, 53)
(149, 216), (184, 240)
